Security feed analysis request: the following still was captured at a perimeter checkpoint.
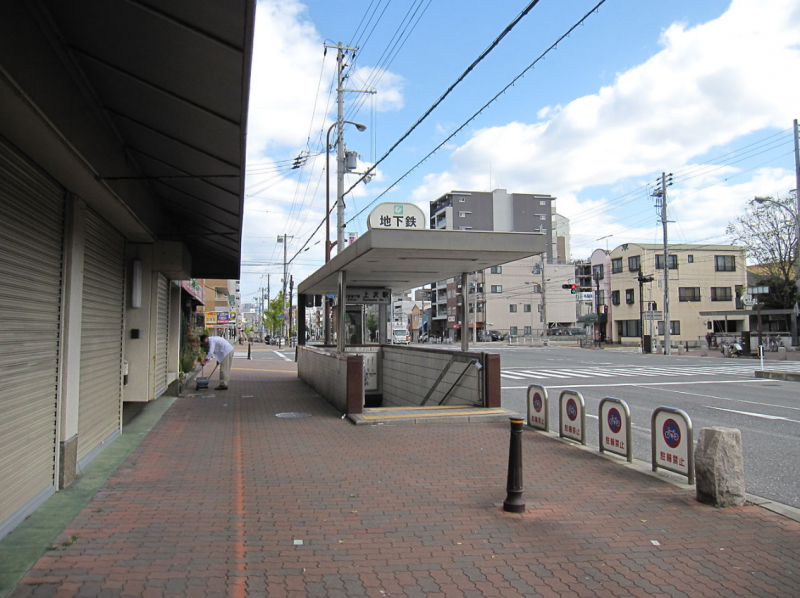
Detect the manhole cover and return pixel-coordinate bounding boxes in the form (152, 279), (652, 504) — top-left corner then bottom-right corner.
(275, 412), (312, 418)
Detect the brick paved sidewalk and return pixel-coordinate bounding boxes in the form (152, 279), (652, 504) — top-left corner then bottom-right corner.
(8, 360), (800, 597)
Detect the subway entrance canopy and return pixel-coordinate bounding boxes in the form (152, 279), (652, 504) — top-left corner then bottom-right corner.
(298, 228), (547, 296)
(298, 227), (547, 351)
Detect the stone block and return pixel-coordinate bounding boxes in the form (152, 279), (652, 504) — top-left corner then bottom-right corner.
(778, 346), (787, 360)
(695, 427), (745, 507)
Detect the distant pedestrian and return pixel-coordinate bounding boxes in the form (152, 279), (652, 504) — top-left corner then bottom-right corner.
(200, 334), (234, 391)
(705, 332), (713, 347)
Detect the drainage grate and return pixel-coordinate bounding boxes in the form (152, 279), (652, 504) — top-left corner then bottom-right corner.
(275, 412), (312, 418)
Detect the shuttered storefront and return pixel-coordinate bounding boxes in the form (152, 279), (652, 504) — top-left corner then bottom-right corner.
(154, 273), (169, 397)
(76, 210), (125, 464)
(0, 138), (64, 535)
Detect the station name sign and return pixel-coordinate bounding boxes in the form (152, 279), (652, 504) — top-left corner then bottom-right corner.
(345, 288), (391, 304)
(367, 203), (426, 230)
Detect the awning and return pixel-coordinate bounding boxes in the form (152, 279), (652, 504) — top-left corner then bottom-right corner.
(298, 228), (548, 296)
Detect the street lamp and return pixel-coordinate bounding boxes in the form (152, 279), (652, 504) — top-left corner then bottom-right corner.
(325, 120), (367, 262)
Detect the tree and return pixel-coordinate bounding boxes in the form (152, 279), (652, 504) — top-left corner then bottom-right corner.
(726, 194), (798, 309)
(366, 310), (378, 342)
(263, 291), (285, 336)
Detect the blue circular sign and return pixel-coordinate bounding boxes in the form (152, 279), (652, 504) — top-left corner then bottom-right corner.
(662, 418), (681, 449)
(607, 408), (622, 434)
(532, 392), (543, 413)
(566, 398), (578, 421)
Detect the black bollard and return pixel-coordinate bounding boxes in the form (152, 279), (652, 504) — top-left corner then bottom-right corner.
(247, 342), (252, 360)
(503, 418), (526, 513)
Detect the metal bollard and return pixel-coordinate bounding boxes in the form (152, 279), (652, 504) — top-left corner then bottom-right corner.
(503, 418), (526, 513)
(247, 342), (252, 360)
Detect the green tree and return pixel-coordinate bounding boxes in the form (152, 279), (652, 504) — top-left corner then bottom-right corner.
(263, 291), (285, 336)
(726, 195), (798, 309)
(366, 310), (378, 342)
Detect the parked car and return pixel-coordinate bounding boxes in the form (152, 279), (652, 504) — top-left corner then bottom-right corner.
(487, 330), (506, 341)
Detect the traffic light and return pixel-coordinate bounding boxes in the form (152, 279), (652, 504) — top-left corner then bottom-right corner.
(561, 283), (578, 294)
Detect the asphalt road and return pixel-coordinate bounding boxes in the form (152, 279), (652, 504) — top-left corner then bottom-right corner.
(494, 344), (800, 509)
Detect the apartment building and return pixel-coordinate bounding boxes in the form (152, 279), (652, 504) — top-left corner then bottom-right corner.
(427, 189), (570, 339)
(592, 243), (748, 345)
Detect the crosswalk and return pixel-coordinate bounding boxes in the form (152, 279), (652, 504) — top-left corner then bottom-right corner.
(500, 362), (800, 381)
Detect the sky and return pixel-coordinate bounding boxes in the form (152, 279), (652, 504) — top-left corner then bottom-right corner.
(239, 0), (800, 304)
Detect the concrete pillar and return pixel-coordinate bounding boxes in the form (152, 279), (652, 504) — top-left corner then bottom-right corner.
(695, 427), (745, 507)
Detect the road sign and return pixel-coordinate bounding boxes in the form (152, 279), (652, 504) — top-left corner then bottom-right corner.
(644, 311), (663, 320)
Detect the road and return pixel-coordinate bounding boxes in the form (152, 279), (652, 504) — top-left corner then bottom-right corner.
(494, 344), (800, 509)
(239, 343), (800, 509)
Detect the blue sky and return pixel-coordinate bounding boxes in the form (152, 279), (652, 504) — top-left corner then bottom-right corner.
(240, 0), (800, 303)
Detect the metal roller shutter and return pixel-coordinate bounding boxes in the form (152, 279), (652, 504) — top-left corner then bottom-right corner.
(0, 138), (64, 535)
(154, 273), (169, 397)
(77, 210), (125, 463)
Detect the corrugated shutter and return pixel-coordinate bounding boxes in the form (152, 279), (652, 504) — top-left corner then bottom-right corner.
(77, 210), (124, 463)
(0, 138), (63, 534)
(154, 273), (169, 397)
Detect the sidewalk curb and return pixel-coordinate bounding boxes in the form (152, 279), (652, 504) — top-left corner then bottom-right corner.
(524, 425), (800, 523)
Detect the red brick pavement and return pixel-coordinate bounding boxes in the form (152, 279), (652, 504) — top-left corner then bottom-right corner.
(10, 358), (800, 597)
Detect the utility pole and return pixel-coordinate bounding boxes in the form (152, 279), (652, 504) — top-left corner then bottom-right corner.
(278, 235), (293, 344)
(653, 173), (673, 354)
(637, 268), (654, 350)
(794, 119), (800, 328)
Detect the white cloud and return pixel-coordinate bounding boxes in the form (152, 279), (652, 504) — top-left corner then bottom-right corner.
(409, 0), (800, 255)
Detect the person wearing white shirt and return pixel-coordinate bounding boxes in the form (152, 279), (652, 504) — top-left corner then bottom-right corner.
(200, 335), (234, 390)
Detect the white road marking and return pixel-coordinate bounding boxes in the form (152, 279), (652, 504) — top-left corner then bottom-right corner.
(704, 406), (800, 424)
(502, 379), (765, 390)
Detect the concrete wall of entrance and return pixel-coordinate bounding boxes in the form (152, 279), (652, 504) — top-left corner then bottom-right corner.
(296, 345), (501, 417)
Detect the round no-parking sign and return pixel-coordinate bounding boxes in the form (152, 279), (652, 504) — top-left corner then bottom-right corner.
(652, 409), (692, 477)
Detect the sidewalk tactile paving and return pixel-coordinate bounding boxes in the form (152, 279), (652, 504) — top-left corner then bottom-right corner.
(8, 360), (800, 597)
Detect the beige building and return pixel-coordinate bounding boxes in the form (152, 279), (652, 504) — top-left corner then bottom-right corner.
(603, 243), (748, 345)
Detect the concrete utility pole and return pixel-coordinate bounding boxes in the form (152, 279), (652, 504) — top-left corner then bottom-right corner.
(335, 42), (346, 254)
(794, 119), (800, 318)
(278, 235), (293, 342)
(654, 173), (673, 354)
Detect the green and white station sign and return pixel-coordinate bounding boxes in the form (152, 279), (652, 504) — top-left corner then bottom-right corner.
(367, 202), (425, 230)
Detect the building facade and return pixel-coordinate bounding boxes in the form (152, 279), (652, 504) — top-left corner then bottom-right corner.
(428, 189), (571, 339)
(0, 3), (254, 540)
(596, 243), (748, 345)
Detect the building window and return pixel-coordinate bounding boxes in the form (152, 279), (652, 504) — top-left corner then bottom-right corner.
(597, 290), (605, 305)
(459, 197), (466, 202)
(687, 255), (694, 263)
(539, 200), (547, 205)
(655, 254), (678, 270)
(611, 290), (620, 305)
(491, 266), (502, 274)
(458, 211), (471, 217)
(523, 304), (532, 313)
(715, 255), (736, 271)
(509, 304), (517, 313)
(678, 287), (701, 302)
(510, 326), (518, 336)
(592, 264), (604, 280)
(628, 256), (641, 272)
(458, 226), (473, 230)
(539, 214), (546, 220)
(625, 288), (635, 304)
(658, 321), (681, 335)
(524, 326), (532, 335)
(618, 320), (641, 338)
(711, 287), (732, 301)
(611, 258), (623, 274)
(491, 285), (502, 293)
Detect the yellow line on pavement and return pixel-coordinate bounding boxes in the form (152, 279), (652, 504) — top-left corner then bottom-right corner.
(231, 368), (296, 373)
(360, 409), (507, 420)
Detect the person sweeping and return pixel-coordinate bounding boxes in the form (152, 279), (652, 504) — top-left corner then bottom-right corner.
(200, 334), (234, 390)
